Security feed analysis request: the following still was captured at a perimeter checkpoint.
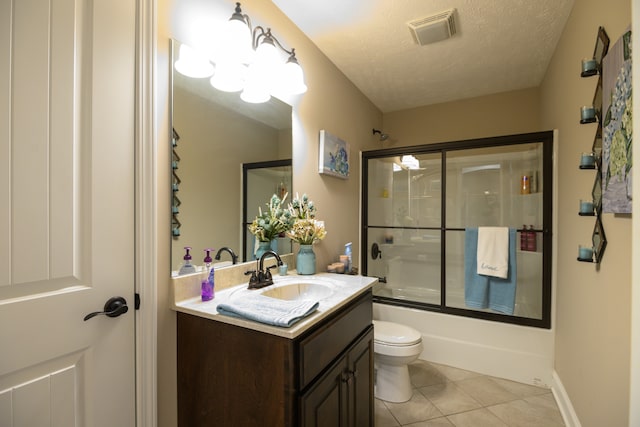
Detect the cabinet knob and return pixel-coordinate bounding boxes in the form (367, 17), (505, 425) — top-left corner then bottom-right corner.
(341, 370), (358, 384)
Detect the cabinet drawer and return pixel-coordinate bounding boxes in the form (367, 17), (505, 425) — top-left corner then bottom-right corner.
(299, 290), (372, 389)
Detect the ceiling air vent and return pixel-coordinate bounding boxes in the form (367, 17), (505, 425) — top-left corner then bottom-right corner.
(407, 9), (457, 46)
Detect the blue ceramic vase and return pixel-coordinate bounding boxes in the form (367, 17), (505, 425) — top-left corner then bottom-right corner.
(255, 240), (272, 260)
(296, 244), (316, 275)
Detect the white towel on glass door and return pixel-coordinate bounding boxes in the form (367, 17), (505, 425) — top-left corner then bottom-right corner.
(476, 227), (509, 279)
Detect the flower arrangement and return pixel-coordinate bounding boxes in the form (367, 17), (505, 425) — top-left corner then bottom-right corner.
(248, 193), (295, 242)
(287, 193), (327, 245)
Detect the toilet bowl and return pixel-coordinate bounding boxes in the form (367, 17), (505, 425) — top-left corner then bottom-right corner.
(373, 320), (423, 403)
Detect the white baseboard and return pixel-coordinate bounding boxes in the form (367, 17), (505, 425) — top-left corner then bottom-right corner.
(551, 370), (581, 427)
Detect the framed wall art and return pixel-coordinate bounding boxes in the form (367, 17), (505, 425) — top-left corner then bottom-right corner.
(318, 130), (350, 179)
(602, 27), (632, 213)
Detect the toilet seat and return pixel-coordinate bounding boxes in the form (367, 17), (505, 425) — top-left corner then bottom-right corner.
(373, 320), (422, 346)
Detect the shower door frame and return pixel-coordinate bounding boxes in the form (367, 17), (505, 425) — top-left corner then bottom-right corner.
(361, 131), (553, 329)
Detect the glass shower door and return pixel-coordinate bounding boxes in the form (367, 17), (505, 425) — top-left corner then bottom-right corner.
(445, 143), (544, 319)
(367, 153), (442, 305)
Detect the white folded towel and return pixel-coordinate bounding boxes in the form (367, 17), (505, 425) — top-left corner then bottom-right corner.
(477, 227), (509, 279)
(216, 293), (319, 327)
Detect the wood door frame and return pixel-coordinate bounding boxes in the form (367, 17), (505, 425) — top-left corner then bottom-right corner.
(135, 0), (158, 425)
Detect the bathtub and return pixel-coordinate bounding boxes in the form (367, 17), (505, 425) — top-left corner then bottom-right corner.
(372, 251), (552, 388)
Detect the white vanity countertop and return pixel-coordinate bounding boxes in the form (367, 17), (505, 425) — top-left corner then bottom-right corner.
(172, 272), (376, 339)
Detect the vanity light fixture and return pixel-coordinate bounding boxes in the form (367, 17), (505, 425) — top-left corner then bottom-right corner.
(173, 2), (307, 103)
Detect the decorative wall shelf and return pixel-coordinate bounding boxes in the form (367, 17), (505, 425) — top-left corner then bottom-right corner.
(172, 128), (182, 237)
(577, 26), (609, 264)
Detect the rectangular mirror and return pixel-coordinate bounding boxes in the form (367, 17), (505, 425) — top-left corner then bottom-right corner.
(170, 39), (293, 274)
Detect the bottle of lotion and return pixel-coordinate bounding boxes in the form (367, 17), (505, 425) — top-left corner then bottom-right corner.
(178, 246), (197, 275)
(201, 248), (214, 301)
(344, 242), (352, 274)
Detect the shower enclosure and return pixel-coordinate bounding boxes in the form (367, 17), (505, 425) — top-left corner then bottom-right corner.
(362, 132), (553, 328)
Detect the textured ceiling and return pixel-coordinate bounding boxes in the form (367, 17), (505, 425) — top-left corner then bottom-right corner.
(272, 0), (575, 112)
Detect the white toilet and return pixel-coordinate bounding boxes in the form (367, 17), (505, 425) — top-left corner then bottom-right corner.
(373, 320), (423, 403)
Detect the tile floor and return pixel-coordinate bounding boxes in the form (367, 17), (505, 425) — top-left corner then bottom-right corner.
(375, 360), (565, 427)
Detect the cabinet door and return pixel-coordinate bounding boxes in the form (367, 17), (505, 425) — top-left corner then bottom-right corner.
(300, 357), (349, 427)
(348, 327), (374, 427)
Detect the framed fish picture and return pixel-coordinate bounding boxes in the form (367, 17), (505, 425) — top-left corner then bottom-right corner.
(318, 130), (350, 179)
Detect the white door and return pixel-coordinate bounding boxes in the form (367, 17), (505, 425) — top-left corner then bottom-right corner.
(0, 0), (137, 425)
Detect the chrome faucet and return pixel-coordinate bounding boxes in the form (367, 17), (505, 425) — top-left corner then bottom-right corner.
(215, 246), (238, 264)
(245, 250), (283, 289)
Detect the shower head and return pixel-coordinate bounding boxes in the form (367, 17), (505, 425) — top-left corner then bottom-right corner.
(372, 128), (390, 141)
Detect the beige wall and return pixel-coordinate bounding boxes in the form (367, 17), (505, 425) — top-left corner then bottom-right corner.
(540, 1), (631, 426)
(157, 0), (176, 425)
(157, 1), (382, 425)
(383, 87), (541, 146)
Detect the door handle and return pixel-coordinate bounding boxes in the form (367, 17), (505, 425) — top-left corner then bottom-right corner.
(84, 296), (129, 321)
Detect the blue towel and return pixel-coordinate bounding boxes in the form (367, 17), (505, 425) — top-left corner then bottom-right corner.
(216, 294), (319, 327)
(464, 228), (517, 315)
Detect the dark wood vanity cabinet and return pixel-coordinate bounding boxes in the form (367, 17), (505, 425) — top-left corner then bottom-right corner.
(300, 325), (373, 427)
(177, 289), (373, 427)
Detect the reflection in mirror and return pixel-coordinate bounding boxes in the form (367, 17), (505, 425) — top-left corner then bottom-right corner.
(171, 39), (293, 274)
(242, 160), (293, 262)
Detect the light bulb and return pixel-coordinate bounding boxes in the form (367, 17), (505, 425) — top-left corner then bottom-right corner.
(276, 59), (307, 95)
(174, 44), (214, 78)
(253, 37), (280, 82)
(214, 13), (253, 65)
(240, 81), (271, 103)
(210, 61), (246, 92)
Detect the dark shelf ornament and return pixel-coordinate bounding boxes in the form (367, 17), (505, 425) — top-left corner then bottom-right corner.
(172, 127), (182, 238)
(577, 26), (609, 265)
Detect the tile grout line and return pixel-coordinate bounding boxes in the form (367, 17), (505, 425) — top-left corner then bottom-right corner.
(375, 360), (565, 427)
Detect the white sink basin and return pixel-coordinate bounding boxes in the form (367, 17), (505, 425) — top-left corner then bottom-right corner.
(260, 282), (333, 301)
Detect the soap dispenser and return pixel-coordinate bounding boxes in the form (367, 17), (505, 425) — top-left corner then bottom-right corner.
(201, 248), (215, 301)
(344, 242), (352, 274)
(178, 246), (197, 275)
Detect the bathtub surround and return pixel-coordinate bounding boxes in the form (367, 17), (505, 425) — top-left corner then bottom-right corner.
(374, 302), (555, 388)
